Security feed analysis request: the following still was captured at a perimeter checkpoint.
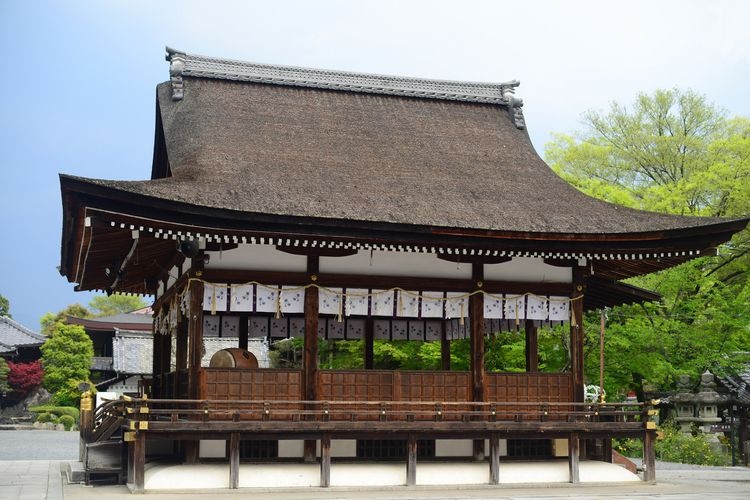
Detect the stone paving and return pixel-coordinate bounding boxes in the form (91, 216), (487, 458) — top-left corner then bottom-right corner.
(0, 461), (63, 500)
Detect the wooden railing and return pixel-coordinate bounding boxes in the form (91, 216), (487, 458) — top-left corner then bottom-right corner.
(123, 397), (649, 427)
(201, 369), (572, 405)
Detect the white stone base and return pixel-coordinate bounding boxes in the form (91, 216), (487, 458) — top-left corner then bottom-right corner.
(144, 459), (640, 490)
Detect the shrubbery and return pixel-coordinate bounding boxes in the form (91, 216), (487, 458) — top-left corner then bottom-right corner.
(57, 414), (76, 431)
(616, 423), (729, 466)
(35, 412), (54, 423)
(655, 423), (729, 466)
(29, 405), (80, 421)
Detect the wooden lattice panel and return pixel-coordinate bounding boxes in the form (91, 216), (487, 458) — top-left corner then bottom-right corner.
(319, 370), (394, 401)
(397, 372), (470, 402)
(203, 368), (302, 401)
(485, 373), (572, 403)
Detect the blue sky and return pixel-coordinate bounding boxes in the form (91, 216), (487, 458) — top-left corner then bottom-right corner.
(1, 0), (749, 329)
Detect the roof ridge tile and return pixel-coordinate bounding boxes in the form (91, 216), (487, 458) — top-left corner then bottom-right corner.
(165, 47), (524, 120)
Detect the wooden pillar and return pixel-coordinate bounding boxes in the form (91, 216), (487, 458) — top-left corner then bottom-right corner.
(470, 263), (485, 461)
(132, 431), (146, 493)
(187, 276), (205, 400)
(570, 267), (585, 403)
(320, 434), (331, 487)
(304, 256), (320, 462)
(602, 438), (613, 463)
(643, 430), (656, 482)
(525, 319), (538, 372)
(364, 316), (374, 369)
(489, 435), (500, 485)
(152, 321), (162, 391)
(175, 317), (188, 398)
(229, 432), (239, 489)
(568, 432), (579, 484)
(440, 320), (450, 371)
(160, 332), (172, 397)
(406, 434), (417, 486)
(238, 314), (249, 351)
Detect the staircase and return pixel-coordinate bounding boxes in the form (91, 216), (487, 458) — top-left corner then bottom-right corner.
(81, 398), (126, 484)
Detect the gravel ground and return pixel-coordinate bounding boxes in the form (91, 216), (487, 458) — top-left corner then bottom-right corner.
(0, 429), (79, 460)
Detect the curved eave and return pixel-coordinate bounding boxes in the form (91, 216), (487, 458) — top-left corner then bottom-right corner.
(60, 174), (749, 293)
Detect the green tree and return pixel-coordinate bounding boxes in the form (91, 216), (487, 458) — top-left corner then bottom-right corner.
(0, 294), (10, 317)
(88, 294), (147, 317)
(40, 323), (93, 407)
(40, 304), (91, 336)
(0, 357), (10, 396)
(546, 88), (750, 399)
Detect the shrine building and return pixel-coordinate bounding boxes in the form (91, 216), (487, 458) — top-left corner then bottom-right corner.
(58, 48), (749, 492)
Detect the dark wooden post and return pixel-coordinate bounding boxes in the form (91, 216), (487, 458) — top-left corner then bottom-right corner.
(320, 434), (331, 487)
(525, 319), (538, 372)
(152, 318), (162, 397)
(229, 432), (240, 489)
(406, 434), (417, 486)
(184, 271), (204, 464)
(643, 430), (656, 482)
(489, 434), (500, 485)
(440, 321), (451, 371)
(364, 316), (374, 369)
(470, 263), (485, 461)
(187, 276), (205, 400)
(132, 431), (146, 493)
(238, 314), (249, 351)
(570, 267), (585, 403)
(79, 391), (93, 462)
(175, 317), (188, 398)
(304, 256), (320, 462)
(568, 432), (579, 484)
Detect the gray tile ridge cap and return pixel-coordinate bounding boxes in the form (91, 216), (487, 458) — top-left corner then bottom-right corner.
(165, 46), (521, 105)
(0, 315), (45, 341)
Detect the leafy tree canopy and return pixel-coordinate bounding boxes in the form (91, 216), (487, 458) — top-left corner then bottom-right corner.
(89, 294), (147, 317)
(0, 294), (10, 318)
(545, 88), (750, 399)
(40, 323), (93, 407)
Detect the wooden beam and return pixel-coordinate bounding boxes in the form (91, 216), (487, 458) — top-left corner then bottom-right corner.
(440, 321), (450, 371)
(525, 320), (538, 372)
(320, 434), (331, 487)
(643, 430), (656, 482)
(489, 435), (500, 485)
(471, 263), (485, 461)
(187, 275), (205, 400)
(364, 317), (374, 369)
(175, 318), (188, 398)
(132, 431), (145, 493)
(406, 434), (417, 486)
(229, 432), (239, 489)
(238, 314), (249, 351)
(304, 256), (320, 462)
(568, 432), (580, 484)
(571, 267), (585, 403)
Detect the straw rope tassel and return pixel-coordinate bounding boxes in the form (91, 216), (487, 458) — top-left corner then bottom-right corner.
(211, 285), (217, 316)
(459, 301), (465, 326)
(337, 292), (343, 323)
(275, 289), (281, 319)
(515, 298), (520, 327)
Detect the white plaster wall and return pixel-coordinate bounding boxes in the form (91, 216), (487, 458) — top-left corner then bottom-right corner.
(332, 439), (357, 457)
(434, 439), (505, 457)
(321, 250), (472, 279)
(552, 438), (569, 457)
(206, 244), (307, 272)
(278, 440), (304, 458)
(485, 257), (571, 283)
(199, 440), (226, 458)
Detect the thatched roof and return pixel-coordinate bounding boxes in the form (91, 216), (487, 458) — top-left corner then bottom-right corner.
(68, 49), (740, 235)
(58, 49), (749, 296)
